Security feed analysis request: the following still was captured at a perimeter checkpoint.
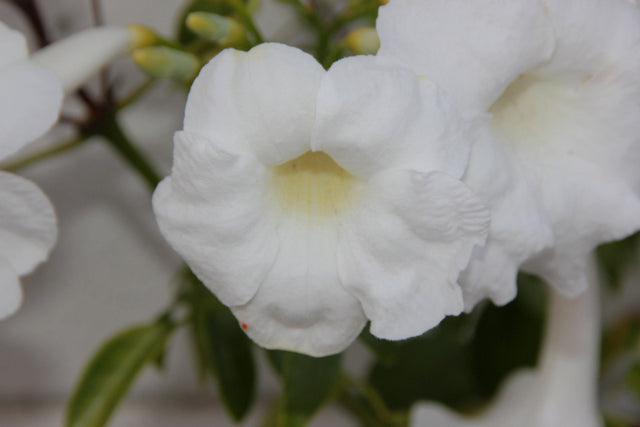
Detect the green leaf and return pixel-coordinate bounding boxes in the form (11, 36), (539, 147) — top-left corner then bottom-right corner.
(268, 350), (342, 426)
(367, 315), (478, 412)
(193, 308), (256, 420)
(470, 273), (547, 398)
(65, 318), (175, 427)
(187, 275), (256, 421)
(367, 273), (547, 412)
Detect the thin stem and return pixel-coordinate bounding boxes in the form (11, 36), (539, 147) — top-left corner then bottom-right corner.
(337, 374), (407, 427)
(338, 390), (388, 427)
(117, 79), (156, 111)
(329, 2), (380, 32)
(9, 0), (50, 46)
(228, 0), (265, 44)
(2, 135), (88, 171)
(92, 115), (162, 189)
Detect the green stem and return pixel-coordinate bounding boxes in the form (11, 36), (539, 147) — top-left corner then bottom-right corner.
(337, 374), (408, 427)
(92, 115), (162, 189)
(330, 2), (380, 31)
(2, 135), (88, 171)
(338, 390), (388, 427)
(117, 79), (156, 111)
(228, 0), (265, 44)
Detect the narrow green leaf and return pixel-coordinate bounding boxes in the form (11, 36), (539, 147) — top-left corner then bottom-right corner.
(65, 318), (175, 427)
(187, 275), (256, 420)
(195, 308), (256, 420)
(268, 350), (342, 426)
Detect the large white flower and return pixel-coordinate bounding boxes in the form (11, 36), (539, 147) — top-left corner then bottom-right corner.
(0, 22), (137, 318)
(377, 0), (640, 307)
(153, 43), (490, 356)
(410, 257), (602, 427)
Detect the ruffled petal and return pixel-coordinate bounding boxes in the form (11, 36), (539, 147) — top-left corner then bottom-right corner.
(0, 63), (62, 160)
(0, 171), (57, 277)
(152, 131), (280, 306)
(376, 0), (555, 114)
(338, 169), (489, 340)
(460, 126), (554, 308)
(183, 43), (324, 166)
(0, 22), (28, 68)
(313, 55), (471, 179)
(231, 220), (367, 357)
(0, 258), (23, 320)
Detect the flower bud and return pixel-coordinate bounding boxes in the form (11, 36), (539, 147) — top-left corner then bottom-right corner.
(132, 47), (200, 80)
(127, 24), (158, 48)
(186, 12), (246, 45)
(345, 27), (380, 55)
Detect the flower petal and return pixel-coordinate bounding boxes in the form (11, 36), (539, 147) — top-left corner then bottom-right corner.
(460, 127), (554, 308)
(0, 22), (28, 68)
(32, 27), (131, 94)
(338, 170), (489, 340)
(0, 258), (22, 320)
(183, 43), (324, 166)
(152, 131), (280, 306)
(376, 0), (555, 114)
(536, 0), (640, 80)
(0, 171), (57, 277)
(313, 55), (471, 179)
(523, 157), (640, 296)
(0, 63), (62, 160)
(529, 0), (640, 195)
(231, 220), (367, 357)
(410, 370), (538, 427)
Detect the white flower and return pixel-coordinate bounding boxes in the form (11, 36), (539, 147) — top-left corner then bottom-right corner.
(410, 256), (602, 427)
(377, 0), (640, 307)
(152, 43), (490, 356)
(0, 22), (136, 318)
(0, 22), (62, 318)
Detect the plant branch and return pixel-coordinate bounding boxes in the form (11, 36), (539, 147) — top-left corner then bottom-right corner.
(91, 114), (162, 189)
(2, 135), (88, 171)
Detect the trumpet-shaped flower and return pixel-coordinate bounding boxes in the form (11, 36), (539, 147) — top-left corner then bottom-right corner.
(0, 22), (136, 318)
(410, 257), (602, 427)
(377, 0), (640, 307)
(153, 43), (490, 356)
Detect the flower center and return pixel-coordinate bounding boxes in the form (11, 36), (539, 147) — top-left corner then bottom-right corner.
(489, 73), (580, 153)
(269, 151), (359, 219)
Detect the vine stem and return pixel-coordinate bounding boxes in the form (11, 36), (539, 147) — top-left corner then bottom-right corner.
(228, 0), (265, 44)
(337, 374), (407, 427)
(2, 136), (87, 172)
(92, 115), (162, 190)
